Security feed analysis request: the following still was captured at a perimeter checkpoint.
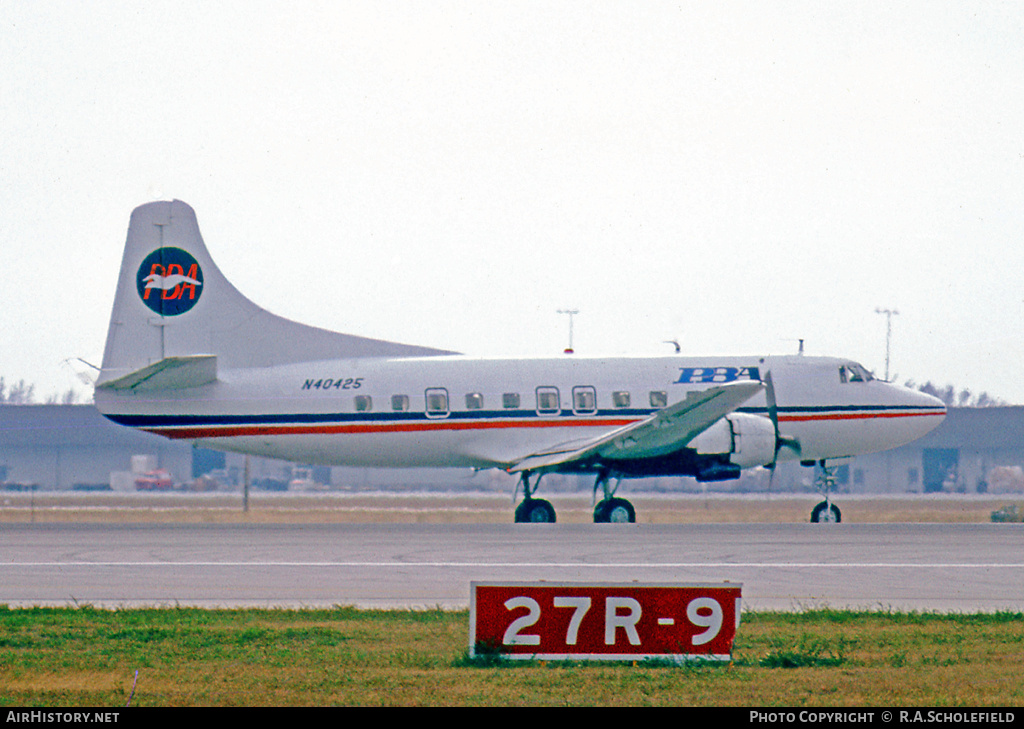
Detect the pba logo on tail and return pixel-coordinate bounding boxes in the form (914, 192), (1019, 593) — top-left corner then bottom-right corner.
(136, 247), (204, 316)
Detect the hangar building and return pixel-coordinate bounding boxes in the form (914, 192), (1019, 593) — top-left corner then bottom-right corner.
(1, 404), (1022, 494)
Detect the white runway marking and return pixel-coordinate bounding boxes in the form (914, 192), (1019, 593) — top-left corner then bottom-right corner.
(5, 561), (1024, 568)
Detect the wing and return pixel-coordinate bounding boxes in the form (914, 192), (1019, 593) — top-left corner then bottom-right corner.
(509, 380), (765, 473)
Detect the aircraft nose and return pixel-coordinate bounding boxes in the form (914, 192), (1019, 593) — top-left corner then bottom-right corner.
(914, 388), (947, 415)
(898, 386), (947, 440)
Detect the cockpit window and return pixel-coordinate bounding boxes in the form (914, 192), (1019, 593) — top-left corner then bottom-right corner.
(840, 363), (874, 383)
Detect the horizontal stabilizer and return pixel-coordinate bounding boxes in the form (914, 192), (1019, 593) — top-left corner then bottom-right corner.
(96, 355), (217, 392)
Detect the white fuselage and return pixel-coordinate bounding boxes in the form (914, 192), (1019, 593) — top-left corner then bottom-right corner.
(95, 353), (947, 473)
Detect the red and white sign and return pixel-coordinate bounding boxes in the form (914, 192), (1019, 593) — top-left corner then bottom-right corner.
(470, 581), (742, 661)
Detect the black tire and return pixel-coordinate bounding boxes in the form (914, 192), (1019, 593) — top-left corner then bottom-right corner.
(593, 497), (636, 523)
(514, 498), (556, 523)
(810, 500), (841, 523)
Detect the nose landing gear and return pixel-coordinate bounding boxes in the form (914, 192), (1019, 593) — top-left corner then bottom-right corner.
(811, 498), (842, 523)
(810, 461), (843, 523)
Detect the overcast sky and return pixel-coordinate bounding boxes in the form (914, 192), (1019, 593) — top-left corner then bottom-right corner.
(2, 1), (1023, 403)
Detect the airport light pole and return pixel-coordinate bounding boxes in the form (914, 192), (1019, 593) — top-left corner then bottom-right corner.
(558, 309), (579, 354)
(243, 455), (250, 513)
(875, 307), (899, 381)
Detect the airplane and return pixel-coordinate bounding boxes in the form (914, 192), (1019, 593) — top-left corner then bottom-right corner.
(94, 200), (947, 523)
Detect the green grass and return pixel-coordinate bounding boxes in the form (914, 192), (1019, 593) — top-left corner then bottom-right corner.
(0, 606), (1022, 706)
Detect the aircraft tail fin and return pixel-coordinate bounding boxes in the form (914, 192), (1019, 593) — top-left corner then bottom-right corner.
(98, 200), (454, 387)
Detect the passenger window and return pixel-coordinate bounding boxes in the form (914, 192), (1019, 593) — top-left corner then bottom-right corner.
(536, 387), (560, 415)
(465, 392), (484, 410)
(503, 393), (521, 409)
(354, 395), (373, 412)
(391, 394), (409, 412)
(573, 386), (597, 415)
(649, 391), (668, 408)
(612, 391), (631, 408)
(425, 388), (449, 417)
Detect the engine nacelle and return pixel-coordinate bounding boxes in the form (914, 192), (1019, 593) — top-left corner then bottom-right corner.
(689, 412), (777, 470)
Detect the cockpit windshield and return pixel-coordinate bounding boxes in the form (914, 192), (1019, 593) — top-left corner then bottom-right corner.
(839, 363), (875, 383)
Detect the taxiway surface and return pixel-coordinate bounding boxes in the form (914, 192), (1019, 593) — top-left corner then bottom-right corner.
(2, 523), (1021, 612)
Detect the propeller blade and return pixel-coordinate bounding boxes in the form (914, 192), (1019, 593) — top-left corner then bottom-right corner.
(764, 370), (801, 470)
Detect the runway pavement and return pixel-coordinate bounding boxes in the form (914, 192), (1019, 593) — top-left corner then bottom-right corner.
(2, 522), (1022, 612)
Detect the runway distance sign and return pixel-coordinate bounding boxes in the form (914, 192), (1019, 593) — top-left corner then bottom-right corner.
(469, 582), (742, 661)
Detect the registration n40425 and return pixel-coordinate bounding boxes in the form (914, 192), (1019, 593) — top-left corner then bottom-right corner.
(301, 377), (364, 391)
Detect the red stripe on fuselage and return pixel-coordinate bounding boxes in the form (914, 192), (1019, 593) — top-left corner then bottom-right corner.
(145, 417), (639, 440)
(142, 408), (944, 440)
(778, 410), (945, 423)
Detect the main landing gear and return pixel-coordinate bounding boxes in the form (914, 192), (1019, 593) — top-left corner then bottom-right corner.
(593, 472), (635, 523)
(512, 471), (637, 524)
(810, 460), (843, 523)
(513, 472), (557, 523)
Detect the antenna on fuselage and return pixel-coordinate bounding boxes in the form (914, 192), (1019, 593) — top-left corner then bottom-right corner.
(557, 308), (579, 354)
(782, 338), (806, 355)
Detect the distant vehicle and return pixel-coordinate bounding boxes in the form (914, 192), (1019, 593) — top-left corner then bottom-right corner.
(71, 483), (112, 492)
(189, 474), (219, 492)
(1, 482), (40, 492)
(95, 200), (946, 523)
(134, 469), (173, 491)
(253, 478), (288, 492)
(288, 467), (324, 491)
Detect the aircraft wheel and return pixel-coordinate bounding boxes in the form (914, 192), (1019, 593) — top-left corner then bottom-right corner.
(593, 497), (636, 523)
(515, 498), (556, 523)
(810, 501), (841, 523)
